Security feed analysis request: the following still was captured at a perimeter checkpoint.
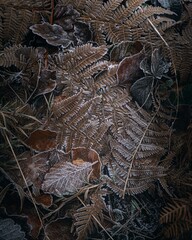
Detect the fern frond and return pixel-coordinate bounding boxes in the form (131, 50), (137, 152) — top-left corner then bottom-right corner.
(0, 0), (51, 9)
(74, 194), (106, 240)
(81, 0), (175, 44)
(58, 0), (86, 10)
(160, 200), (191, 224)
(0, 45), (38, 70)
(160, 199), (192, 239)
(105, 100), (171, 197)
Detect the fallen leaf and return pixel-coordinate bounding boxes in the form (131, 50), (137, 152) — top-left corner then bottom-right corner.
(30, 22), (72, 47)
(25, 129), (57, 151)
(34, 194), (53, 208)
(71, 147), (101, 180)
(42, 161), (95, 196)
(117, 51), (144, 85)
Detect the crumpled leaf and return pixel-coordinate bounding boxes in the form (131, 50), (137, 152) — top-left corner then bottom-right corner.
(25, 129), (57, 151)
(30, 22), (72, 47)
(130, 76), (154, 109)
(42, 161), (96, 196)
(0, 218), (26, 240)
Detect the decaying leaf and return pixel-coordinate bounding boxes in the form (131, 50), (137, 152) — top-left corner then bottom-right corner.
(117, 50), (144, 85)
(34, 194), (53, 208)
(110, 41), (143, 62)
(42, 160), (96, 196)
(30, 22), (72, 47)
(25, 129), (57, 151)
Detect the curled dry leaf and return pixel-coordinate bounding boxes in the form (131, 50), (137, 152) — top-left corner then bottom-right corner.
(42, 160), (96, 196)
(71, 147), (101, 180)
(34, 193), (53, 208)
(25, 129), (57, 151)
(30, 22), (72, 47)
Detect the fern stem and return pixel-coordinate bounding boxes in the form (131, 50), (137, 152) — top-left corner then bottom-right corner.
(123, 108), (160, 198)
(50, 0), (54, 25)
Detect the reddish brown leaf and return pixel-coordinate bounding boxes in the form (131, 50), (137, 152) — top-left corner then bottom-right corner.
(25, 129), (57, 151)
(71, 147), (101, 180)
(117, 51), (144, 85)
(34, 193), (53, 208)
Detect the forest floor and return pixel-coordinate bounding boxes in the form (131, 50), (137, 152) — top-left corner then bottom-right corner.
(0, 0), (192, 240)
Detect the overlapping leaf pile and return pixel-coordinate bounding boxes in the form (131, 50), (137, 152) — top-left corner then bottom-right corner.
(0, 0), (192, 239)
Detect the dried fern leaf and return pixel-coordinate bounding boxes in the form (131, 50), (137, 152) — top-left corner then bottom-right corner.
(58, 0), (87, 10)
(2, 7), (32, 44)
(160, 200), (191, 224)
(0, 0), (51, 9)
(163, 221), (192, 239)
(54, 43), (108, 75)
(51, 90), (110, 152)
(81, 0), (175, 44)
(105, 100), (171, 197)
(164, 23), (192, 82)
(160, 199), (192, 239)
(74, 194), (106, 240)
(0, 45), (38, 70)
